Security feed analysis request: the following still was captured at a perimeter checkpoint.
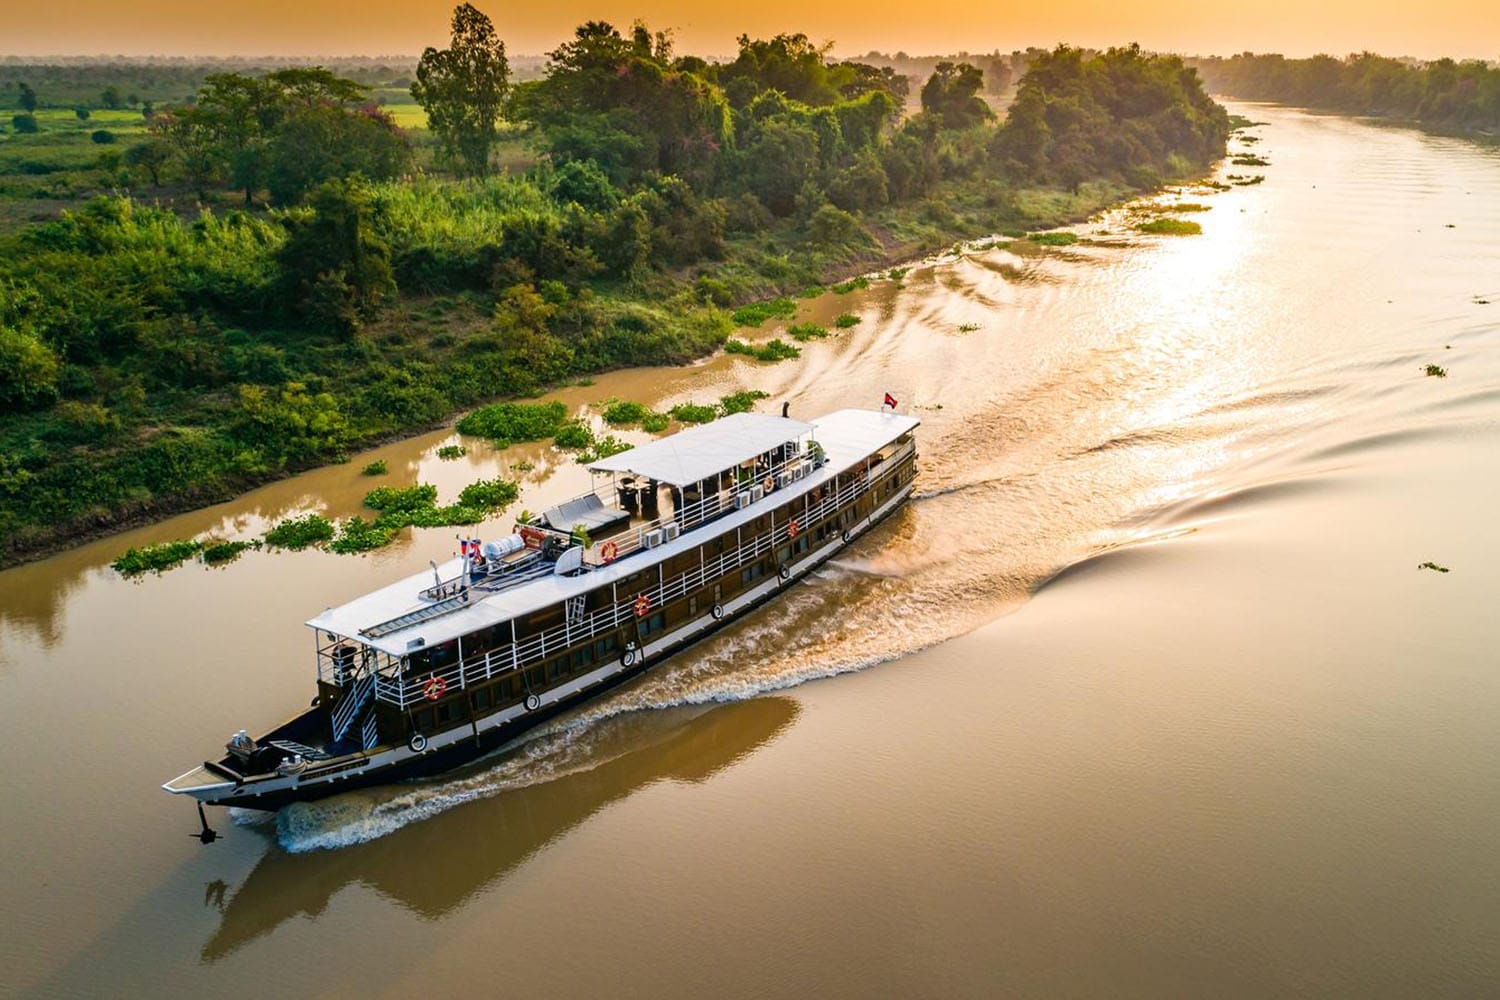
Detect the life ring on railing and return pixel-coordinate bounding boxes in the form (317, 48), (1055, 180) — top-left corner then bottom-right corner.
(711, 603), (725, 620)
(525, 693), (541, 712)
(408, 733), (428, 753)
(423, 675), (447, 701)
(634, 593), (651, 618)
(600, 540), (619, 563)
(841, 528), (852, 544)
(778, 564), (791, 582)
(763, 477), (774, 493)
(787, 519), (799, 538)
(622, 645), (637, 667)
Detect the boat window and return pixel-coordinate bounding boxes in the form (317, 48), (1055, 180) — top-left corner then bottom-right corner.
(547, 657), (568, 681)
(472, 687), (493, 710)
(413, 708), (435, 731)
(593, 635), (619, 660)
(524, 665), (544, 689)
(639, 612), (666, 637)
(571, 647), (592, 669)
(438, 700), (464, 724)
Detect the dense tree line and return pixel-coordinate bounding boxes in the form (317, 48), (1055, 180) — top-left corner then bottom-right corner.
(1191, 53), (1500, 131)
(0, 11), (1230, 561)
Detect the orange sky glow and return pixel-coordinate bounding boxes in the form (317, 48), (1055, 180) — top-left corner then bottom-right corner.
(4, 0), (1497, 61)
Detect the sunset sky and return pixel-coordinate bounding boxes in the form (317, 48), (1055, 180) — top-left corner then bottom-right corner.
(4, 0), (1497, 60)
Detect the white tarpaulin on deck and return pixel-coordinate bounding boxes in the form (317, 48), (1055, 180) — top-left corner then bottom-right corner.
(588, 412), (813, 487)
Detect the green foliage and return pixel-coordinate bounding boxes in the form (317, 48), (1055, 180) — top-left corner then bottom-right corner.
(920, 62), (993, 129)
(436, 444), (466, 459)
(361, 459), (388, 476)
(329, 516), (395, 554)
(11, 114), (39, 134)
(552, 421), (594, 448)
(457, 476), (519, 509)
(277, 178), (395, 336)
(1425, 364), (1448, 378)
(412, 3), (510, 176)
(787, 323), (828, 341)
(1027, 231), (1080, 245)
(112, 539), (203, 576)
(90, 129), (115, 144)
(1418, 561), (1450, 573)
(576, 434), (633, 463)
(1136, 217), (1202, 235)
(731, 298), (797, 327)
(0, 325), (61, 412)
(669, 402), (717, 424)
(1231, 154), (1270, 167)
(831, 276), (870, 294)
(719, 389), (770, 414)
(601, 399), (650, 425)
(726, 338), (800, 362)
(363, 482), (438, 514)
(834, 313), (861, 328)
(202, 539), (255, 565)
(264, 514), (335, 549)
(456, 400), (568, 441)
(641, 411), (670, 433)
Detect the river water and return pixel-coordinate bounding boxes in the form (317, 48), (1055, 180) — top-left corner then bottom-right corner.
(3, 104), (1499, 996)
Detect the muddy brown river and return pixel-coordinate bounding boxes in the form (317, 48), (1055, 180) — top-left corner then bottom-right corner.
(3, 104), (1499, 996)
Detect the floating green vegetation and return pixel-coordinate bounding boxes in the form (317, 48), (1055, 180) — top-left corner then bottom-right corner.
(719, 389), (771, 415)
(887, 267), (909, 280)
(1418, 561), (1450, 573)
(330, 517), (395, 554)
(574, 377), (596, 387)
(112, 539), (203, 577)
(726, 338), (801, 362)
(602, 400), (650, 426)
(641, 412), (671, 433)
(513, 461), (535, 472)
(669, 402), (719, 424)
(1203, 180), (1232, 191)
(202, 540), (256, 566)
(834, 313), (861, 329)
(577, 436), (633, 464)
(456, 401), (568, 443)
(360, 459), (388, 476)
(1231, 154), (1270, 167)
(831, 276), (871, 294)
(553, 421), (594, 449)
(1424, 364), (1448, 378)
(457, 477), (519, 510)
(957, 322), (981, 333)
(1001, 228), (1027, 238)
(731, 298), (798, 327)
(436, 445), (466, 460)
(364, 483), (438, 515)
(787, 323), (829, 342)
(797, 285), (825, 298)
(1228, 174), (1265, 186)
(1136, 217), (1203, 235)
(264, 514), (336, 550)
(1027, 231), (1080, 246)
(1161, 202), (1212, 213)
(1474, 296), (1491, 305)
(1226, 114), (1266, 130)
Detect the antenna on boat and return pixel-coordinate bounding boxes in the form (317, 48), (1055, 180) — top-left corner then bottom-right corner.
(192, 802), (219, 845)
(430, 560), (442, 589)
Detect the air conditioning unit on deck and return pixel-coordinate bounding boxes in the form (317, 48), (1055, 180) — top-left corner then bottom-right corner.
(751, 485), (765, 502)
(663, 522), (681, 541)
(735, 493), (752, 510)
(643, 528), (664, 549)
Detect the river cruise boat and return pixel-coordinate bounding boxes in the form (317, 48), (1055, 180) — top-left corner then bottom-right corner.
(164, 406), (919, 819)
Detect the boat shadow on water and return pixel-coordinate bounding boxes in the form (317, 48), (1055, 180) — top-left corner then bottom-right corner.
(201, 695), (799, 961)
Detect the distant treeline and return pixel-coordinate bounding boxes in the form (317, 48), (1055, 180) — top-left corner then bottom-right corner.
(1192, 53), (1500, 132)
(0, 13), (1229, 561)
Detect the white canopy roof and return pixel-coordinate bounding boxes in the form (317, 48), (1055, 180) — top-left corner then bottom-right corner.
(587, 412), (813, 487)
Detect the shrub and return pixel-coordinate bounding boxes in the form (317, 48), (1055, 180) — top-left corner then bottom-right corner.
(669, 402), (717, 424)
(91, 130), (115, 145)
(361, 459), (388, 476)
(264, 514), (335, 549)
(11, 114), (38, 134)
(456, 400), (568, 442)
(112, 539), (203, 576)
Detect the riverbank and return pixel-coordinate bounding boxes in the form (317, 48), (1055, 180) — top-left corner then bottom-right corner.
(0, 172), (1145, 571)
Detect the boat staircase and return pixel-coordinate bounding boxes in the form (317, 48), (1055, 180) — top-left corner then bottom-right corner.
(332, 671), (375, 745)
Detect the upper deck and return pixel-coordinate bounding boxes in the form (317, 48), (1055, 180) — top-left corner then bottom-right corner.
(308, 408), (919, 655)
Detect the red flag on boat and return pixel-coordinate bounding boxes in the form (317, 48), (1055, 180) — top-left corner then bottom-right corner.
(883, 392), (898, 409)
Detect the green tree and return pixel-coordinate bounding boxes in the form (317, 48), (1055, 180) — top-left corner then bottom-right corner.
(0, 325), (60, 412)
(124, 138), (172, 185)
(19, 83), (37, 112)
(11, 114), (38, 134)
(277, 178), (395, 336)
(920, 62), (992, 129)
(412, 3), (510, 176)
(101, 86), (124, 110)
(74, 106), (91, 121)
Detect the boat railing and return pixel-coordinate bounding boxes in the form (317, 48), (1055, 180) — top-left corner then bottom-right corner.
(371, 444), (912, 711)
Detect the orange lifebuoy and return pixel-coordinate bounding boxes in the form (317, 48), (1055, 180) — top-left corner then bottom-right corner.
(600, 540), (619, 562)
(423, 675), (447, 701)
(788, 519), (799, 538)
(763, 477), (774, 493)
(634, 593), (651, 618)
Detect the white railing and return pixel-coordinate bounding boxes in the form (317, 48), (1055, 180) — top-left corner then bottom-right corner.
(372, 444), (912, 710)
